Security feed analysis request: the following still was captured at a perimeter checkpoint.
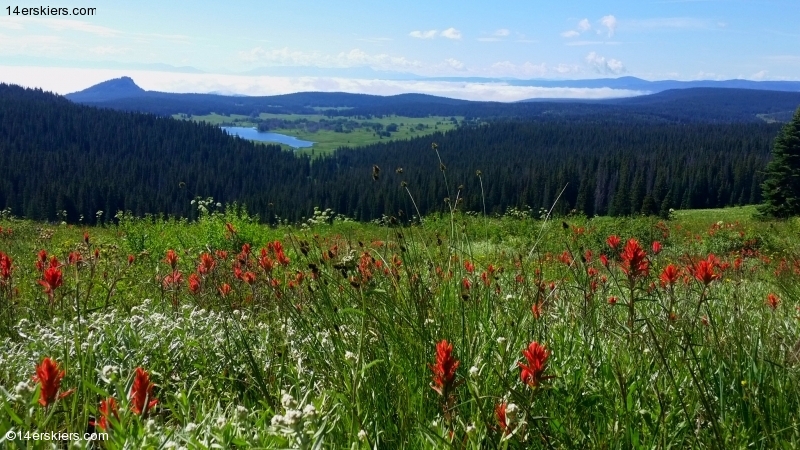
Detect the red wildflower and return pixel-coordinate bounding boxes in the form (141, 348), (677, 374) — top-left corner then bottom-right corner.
(766, 293), (780, 310)
(218, 283), (232, 297)
(518, 341), (550, 388)
(127, 254), (135, 266)
(258, 250), (275, 273)
(620, 239), (649, 279)
(36, 250), (48, 272)
(461, 277), (472, 290)
(215, 250), (229, 260)
(659, 264), (681, 287)
(429, 340), (460, 396)
(83, 232), (90, 245)
(39, 266), (63, 297)
(225, 222), (237, 235)
(32, 357), (72, 407)
(600, 254), (609, 267)
(690, 258), (719, 285)
(651, 241), (662, 255)
(68, 251), (82, 265)
(608, 296), (617, 305)
(129, 367), (158, 415)
(98, 397), (119, 430)
(164, 249), (178, 270)
(559, 250), (573, 266)
(607, 235), (621, 249)
(188, 273), (201, 294)
(532, 301), (543, 319)
(162, 270), (183, 289)
(0, 252), (13, 281)
(464, 260), (475, 274)
(495, 402), (510, 434)
(242, 271), (257, 285)
(197, 252), (215, 274)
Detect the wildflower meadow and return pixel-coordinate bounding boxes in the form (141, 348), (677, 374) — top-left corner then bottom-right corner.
(1, 202), (799, 448)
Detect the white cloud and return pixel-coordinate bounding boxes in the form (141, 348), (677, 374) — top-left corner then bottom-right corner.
(751, 70), (768, 80)
(409, 29), (438, 39)
(627, 18), (709, 29)
(585, 52), (625, 75)
(445, 58), (465, 70)
(0, 66), (648, 101)
(494, 28), (510, 37)
(566, 40), (621, 46)
(0, 18), (24, 30)
(440, 28), (462, 40)
(561, 30), (580, 38)
(237, 47), (422, 71)
(578, 18), (591, 32)
(599, 15), (617, 37)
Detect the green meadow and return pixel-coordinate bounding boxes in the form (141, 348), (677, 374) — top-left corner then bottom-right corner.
(173, 113), (462, 155)
(1, 201), (799, 448)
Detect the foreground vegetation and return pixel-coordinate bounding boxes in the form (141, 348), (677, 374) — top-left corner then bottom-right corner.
(1, 204), (799, 448)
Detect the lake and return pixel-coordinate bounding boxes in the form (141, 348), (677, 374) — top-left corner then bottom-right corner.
(221, 127), (314, 148)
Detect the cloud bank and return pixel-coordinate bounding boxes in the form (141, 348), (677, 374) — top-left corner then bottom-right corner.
(0, 65), (645, 102)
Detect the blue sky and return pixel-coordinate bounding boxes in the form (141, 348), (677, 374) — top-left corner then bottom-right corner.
(1, 0), (798, 99)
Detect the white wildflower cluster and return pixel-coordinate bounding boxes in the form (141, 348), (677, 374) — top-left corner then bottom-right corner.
(269, 391), (322, 445)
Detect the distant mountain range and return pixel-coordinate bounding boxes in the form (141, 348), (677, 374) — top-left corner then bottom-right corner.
(65, 76), (800, 123)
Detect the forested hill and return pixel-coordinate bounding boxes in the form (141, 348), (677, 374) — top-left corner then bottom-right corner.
(0, 83), (784, 224)
(67, 77), (800, 123)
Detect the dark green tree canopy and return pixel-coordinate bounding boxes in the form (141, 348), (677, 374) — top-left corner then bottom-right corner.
(760, 106), (800, 218)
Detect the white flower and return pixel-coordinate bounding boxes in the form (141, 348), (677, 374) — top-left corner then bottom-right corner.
(358, 429), (368, 441)
(497, 337), (506, 345)
(271, 415), (284, 427)
(215, 416), (227, 428)
(303, 404), (317, 418)
(505, 403), (519, 421)
(345, 351), (357, 362)
(469, 366), (479, 378)
(236, 405), (248, 420)
(284, 409), (302, 426)
(184, 422), (198, 433)
(101, 365), (118, 381)
(281, 392), (297, 409)
(14, 381), (32, 395)
(465, 423), (476, 435)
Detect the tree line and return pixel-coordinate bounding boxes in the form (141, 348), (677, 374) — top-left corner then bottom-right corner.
(0, 84), (783, 225)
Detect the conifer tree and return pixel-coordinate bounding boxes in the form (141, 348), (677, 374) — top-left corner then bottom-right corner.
(760, 107), (800, 217)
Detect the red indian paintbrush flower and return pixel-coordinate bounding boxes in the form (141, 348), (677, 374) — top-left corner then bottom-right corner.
(0, 251), (13, 282)
(98, 397), (119, 430)
(188, 273), (201, 294)
(130, 367), (158, 415)
(766, 293), (780, 310)
(198, 252), (215, 274)
(32, 357), (73, 406)
(651, 241), (662, 255)
(620, 239), (649, 279)
(39, 266), (63, 298)
(660, 264), (681, 287)
(218, 283), (232, 297)
(164, 249), (178, 270)
(429, 340), (460, 396)
(495, 402), (510, 434)
(518, 341), (550, 388)
(690, 256), (719, 285)
(606, 235), (621, 249)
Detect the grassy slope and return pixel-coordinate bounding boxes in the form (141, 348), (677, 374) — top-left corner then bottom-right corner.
(1, 207), (799, 448)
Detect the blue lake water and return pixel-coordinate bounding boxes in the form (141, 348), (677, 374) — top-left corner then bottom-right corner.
(221, 127), (314, 148)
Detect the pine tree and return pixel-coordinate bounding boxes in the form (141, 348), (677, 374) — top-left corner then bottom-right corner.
(760, 107), (800, 217)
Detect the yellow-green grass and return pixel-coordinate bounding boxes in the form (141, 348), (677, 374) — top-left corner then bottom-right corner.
(173, 113), (461, 155)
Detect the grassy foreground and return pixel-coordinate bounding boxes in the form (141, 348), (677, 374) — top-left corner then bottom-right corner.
(1, 205), (800, 448)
